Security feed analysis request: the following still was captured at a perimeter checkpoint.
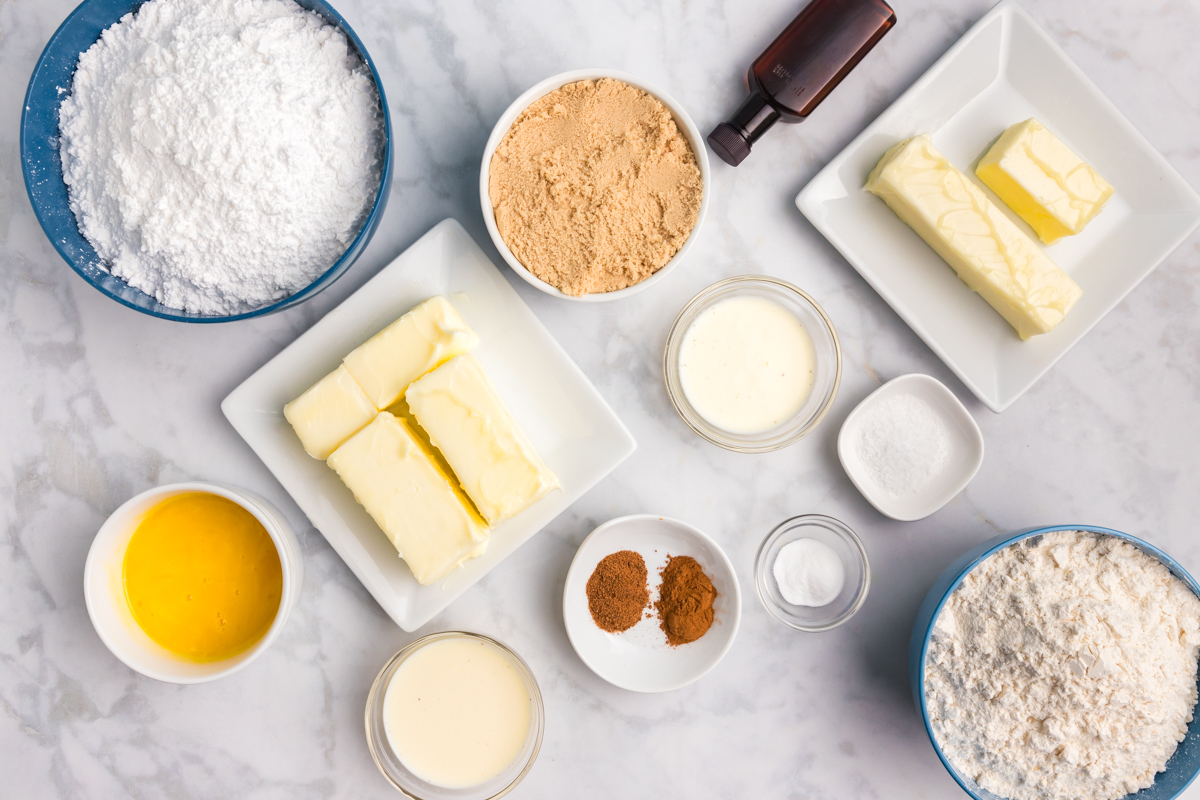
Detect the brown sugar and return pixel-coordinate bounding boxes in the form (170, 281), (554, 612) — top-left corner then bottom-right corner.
(586, 550), (650, 633)
(655, 555), (717, 646)
(488, 78), (703, 296)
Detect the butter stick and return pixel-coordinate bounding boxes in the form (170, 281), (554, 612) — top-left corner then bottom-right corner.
(343, 296), (479, 410)
(865, 134), (1082, 340)
(327, 412), (488, 585)
(976, 118), (1113, 244)
(405, 354), (559, 525)
(284, 364), (377, 459)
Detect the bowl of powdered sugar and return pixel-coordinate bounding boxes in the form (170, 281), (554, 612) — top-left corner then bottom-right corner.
(910, 526), (1200, 800)
(21, 0), (392, 322)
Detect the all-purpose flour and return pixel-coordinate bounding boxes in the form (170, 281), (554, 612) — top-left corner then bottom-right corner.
(926, 531), (1200, 800)
(59, 0), (383, 315)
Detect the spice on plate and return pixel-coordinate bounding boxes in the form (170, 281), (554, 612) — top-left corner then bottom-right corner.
(586, 551), (650, 633)
(488, 78), (703, 296)
(655, 555), (717, 646)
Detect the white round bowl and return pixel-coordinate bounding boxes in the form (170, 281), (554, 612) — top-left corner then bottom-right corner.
(562, 515), (740, 693)
(479, 68), (711, 302)
(83, 481), (303, 684)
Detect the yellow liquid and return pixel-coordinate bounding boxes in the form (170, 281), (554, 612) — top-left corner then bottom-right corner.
(123, 493), (283, 662)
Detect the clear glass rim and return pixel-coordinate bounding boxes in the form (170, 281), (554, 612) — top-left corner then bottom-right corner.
(662, 275), (843, 453)
(364, 631), (545, 800)
(754, 514), (871, 632)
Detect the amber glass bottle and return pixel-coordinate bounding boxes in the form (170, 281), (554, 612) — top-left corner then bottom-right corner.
(709, 0), (896, 166)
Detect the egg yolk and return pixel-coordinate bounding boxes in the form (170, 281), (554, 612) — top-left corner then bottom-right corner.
(123, 493), (283, 662)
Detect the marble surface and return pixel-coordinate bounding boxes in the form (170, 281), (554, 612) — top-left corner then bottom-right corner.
(3, 0), (1200, 797)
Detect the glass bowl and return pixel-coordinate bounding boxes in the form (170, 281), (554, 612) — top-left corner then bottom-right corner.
(365, 631), (545, 800)
(663, 276), (842, 452)
(754, 515), (870, 631)
(20, 0), (393, 322)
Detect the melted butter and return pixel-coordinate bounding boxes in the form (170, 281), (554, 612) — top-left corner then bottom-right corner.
(123, 493), (282, 662)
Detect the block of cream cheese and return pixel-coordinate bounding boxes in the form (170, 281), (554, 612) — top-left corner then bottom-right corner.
(405, 354), (559, 525)
(343, 296), (479, 410)
(284, 365), (377, 459)
(865, 135), (1082, 340)
(976, 118), (1113, 244)
(327, 412), (488, 585)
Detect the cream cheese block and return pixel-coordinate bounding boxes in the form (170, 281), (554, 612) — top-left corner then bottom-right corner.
(343, 296), (479, 410)
(405, 354), (559, 525)
(976, 118), (1113, 244)
(865, 134), (1083, 340)
(327, 412), (488, 585)
(284, 365), (378, 459)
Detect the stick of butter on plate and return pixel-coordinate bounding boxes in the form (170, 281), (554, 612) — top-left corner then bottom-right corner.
(284, 364), (377, 459)
(405, 354), (559, 525)
(343, 296), (479, 410)
(865, 134), (1082, 340)
(327, 411), (488, 585)
(976, 118), (1113, 244)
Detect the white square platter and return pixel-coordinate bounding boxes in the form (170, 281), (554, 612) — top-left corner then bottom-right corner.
(795, 0), (1200, 412)
(222, 218), (637, 631)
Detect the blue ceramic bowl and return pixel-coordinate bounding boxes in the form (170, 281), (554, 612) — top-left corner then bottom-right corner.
(20, 0), (393, 323)
(910, 525), (1200, 800)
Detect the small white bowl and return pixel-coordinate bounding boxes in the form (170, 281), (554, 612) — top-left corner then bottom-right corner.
(83, 482), (303, 684)
(479, 68), (711, 302)
(837, 374), (984, 522)
(562, 515), (740, 693)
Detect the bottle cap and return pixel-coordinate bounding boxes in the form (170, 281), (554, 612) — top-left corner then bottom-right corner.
(708, 93), (782, 167)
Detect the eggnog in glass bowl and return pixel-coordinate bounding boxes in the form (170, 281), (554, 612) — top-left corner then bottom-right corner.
(664, 276), (842, 453)
(365, 631), (545, 799)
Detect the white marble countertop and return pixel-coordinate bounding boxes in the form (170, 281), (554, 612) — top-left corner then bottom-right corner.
(4, 0), (1200, 797)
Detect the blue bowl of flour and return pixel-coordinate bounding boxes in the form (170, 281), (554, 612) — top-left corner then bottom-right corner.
(910, 525), (1200, 800)
(20, 0), (393, 323)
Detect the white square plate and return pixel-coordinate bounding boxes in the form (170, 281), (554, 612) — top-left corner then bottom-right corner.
(222, 219), (636, 631)
(795, 0), (1200, 412)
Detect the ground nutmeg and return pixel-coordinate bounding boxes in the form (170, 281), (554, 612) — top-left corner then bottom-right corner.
(586, 550), (650, 633)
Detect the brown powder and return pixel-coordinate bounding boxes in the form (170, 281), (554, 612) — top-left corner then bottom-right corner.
(655, 555), (717, 647)
(586, 550), (649, 633)
(488, 78), (703, 296)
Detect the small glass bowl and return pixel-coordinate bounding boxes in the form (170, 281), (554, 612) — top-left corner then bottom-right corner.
(365, 631), (545, 799)
(663, 276), (842, 453)
(754, 515), (870, 631)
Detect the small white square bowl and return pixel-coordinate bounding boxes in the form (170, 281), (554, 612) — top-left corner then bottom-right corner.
(837, 374), (984, 522)
(796, 0), (1200, 412)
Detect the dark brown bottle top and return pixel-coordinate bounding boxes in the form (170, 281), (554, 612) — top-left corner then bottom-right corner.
(709, 0), (896, 167)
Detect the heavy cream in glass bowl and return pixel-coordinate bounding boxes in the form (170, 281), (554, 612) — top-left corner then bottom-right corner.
(365, 631), (544, 800)
(664, 276), (842, 453)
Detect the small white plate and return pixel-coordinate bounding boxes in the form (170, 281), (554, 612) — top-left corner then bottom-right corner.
(222, 219), (636, 631)
(562, 515), (740, 693)
(838, 374), (984, 522)
(795, 0), (1200, 413)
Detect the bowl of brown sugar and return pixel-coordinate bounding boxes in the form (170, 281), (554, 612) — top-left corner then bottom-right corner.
(561, 514), (741, 693)
(481, 69), (710, 301)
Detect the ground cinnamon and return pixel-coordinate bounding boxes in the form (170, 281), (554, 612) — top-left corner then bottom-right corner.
(655, 555), (717, 646)
(586, 550), (649, 633)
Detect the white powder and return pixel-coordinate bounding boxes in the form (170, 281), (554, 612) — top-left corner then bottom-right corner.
(772, 538), (844, 607)
(59, 0), (384, 315)
(850, 393), (950, 497)
(926, 531), (1200, 800)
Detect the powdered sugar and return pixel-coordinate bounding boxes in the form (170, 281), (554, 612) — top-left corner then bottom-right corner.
(58, 0), (383, 315)
(926, 531), (1200, 800)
